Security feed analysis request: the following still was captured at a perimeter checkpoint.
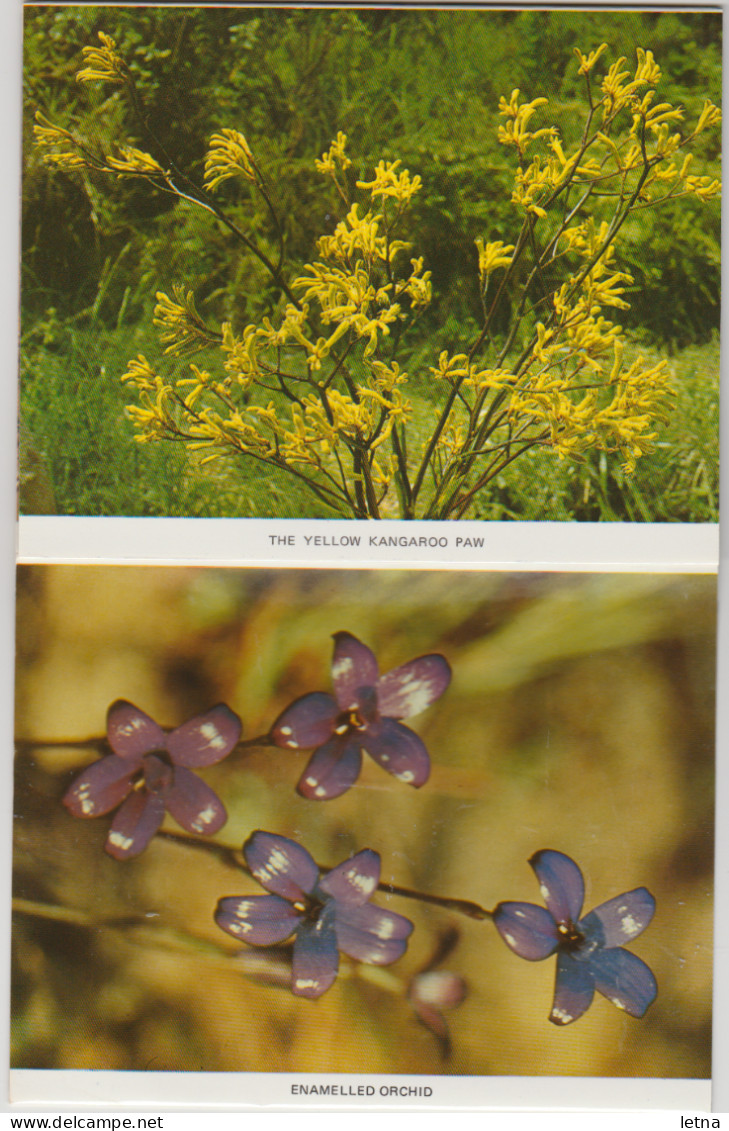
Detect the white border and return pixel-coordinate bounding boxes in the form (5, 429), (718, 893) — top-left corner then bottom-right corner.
(6, 0), (727, 1116)
(16, 517), (720, 572)
(7, 1071), (713, 1112)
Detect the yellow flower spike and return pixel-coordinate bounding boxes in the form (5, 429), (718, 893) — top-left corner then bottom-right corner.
(686, 175), (722, 201)
(33, 112), (92, 170)
(497, 91), (551, 154)
(695, 100), (722, 134)
(204, 129), (258, 191)
(357, 160), (422, 204)
(107, 146), (165, 177)
(76, 32), (126, 84)
(574, 44), (608, 75)
(498, 90), (522, 118)
(153, 286), (218, 355)
(634, 48), (661, 87)
(475, 239), (515, 279)
(122, 354), (159, 393)
(315, 132), (352, 176)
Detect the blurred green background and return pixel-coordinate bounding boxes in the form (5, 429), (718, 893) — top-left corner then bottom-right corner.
(13, 566), (715, 1076)
(20, 6), (721, 520)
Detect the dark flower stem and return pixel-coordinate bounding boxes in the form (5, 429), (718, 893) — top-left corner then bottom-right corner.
(157, 828), (494, 921)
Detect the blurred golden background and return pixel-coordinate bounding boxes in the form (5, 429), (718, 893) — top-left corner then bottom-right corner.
(13, 566), (715, 1077)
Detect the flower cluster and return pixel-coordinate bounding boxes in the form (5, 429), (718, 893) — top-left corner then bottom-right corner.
(57, 625), (660, 1032)
(35, 34), (720, 519)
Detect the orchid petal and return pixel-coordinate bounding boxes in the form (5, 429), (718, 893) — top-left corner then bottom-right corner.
(215, 894), (301, 946)
(297, 735), (362, 801)
(164, 765), (226, 835)
(493, 901), (560, 960)
(589, 947), (658, 1017)
(318, 849), (381, 905)
(550, 952), (595, 1025)
(377, 654), (451, 719)
(244, 830), (319, 901)
(270, 692), (338, 749)
(63, 754), (137, 818)
(166, 704), (242, 767)
(291, 904), (340, 998)
(335, 902), (413, 965)
(331, 632), (379, 709)
(581, 888), (656, 948)
(530, 849), (585, 923)
(361, 718), (430, 787)
(105, 789), (165, 859)
(106, 700), (166, 759)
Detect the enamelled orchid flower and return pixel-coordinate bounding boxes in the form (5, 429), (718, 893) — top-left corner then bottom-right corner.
(216, 831), (414, 998)
(63, 700), (242, 859)
(270, 631), (451, 800)
(494, 850), (657, 1026)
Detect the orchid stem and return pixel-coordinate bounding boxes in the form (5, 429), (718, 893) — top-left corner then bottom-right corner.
(156, 828), (494, 920)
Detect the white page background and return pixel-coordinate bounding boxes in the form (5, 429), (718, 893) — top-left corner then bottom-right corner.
(2, 0), (727, 1116)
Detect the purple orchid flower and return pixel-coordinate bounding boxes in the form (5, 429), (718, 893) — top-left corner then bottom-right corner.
(493, 850), (657, 1026)
(215, 830), (414, 999)
(63, 699), (242, 859)
(270, 631), (451, 800)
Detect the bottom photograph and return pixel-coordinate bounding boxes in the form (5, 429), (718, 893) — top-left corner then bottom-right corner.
(12, 566), (715, 1082)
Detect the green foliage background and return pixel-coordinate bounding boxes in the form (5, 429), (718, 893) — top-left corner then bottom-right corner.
(20, 6), (721, 519)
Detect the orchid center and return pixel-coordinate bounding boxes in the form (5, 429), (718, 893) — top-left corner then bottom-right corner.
(133, 752), (173, 794)
(293, 893), (326, 924)
(334, 707), (367, 735)
(557, 919), (585, 953)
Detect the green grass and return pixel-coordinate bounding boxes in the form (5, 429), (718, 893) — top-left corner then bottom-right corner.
(19, 316), (327, 518)
(19, 313), (719, 521)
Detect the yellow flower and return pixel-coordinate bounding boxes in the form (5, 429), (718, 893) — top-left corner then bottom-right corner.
(76, 33), (126, 85)
(153, 287), (219, 355)
(574, 44), (608, 75)
(315, 132), (352, 176)
(475, 239), (515, 280)
(356, 160), (422, 204)
(107, 146), (165, 177)
(204, 130), (258, 190)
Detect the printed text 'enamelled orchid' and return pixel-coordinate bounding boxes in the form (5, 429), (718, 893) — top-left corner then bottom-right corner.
(63, 700), (242, 858)
(494, 850), (657, 1025)
(216, 831), (414, 998)
(270, 631), (451, 799)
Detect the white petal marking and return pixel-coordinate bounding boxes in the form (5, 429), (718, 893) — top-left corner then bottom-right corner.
(295, 978), (320, 991)
(199, 722), (227, 750)
(620, 913), (639, 934)
(192, 805), (217, 831)
(346, 869), (376, 895)
(109, 831), (133, 851)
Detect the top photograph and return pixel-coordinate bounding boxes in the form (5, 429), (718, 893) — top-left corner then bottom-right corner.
(20, 6), (721, 522)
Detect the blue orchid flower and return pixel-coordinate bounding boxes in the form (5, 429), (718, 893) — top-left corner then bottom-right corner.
(494, 849), (657, 1025)
(270, 631), (451, 800)
(63, 700), (241, 858)
(216, 831), (414, 999)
